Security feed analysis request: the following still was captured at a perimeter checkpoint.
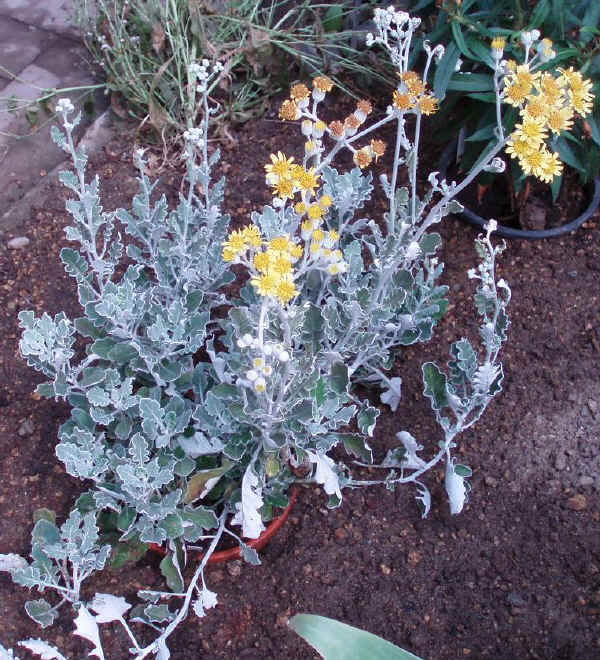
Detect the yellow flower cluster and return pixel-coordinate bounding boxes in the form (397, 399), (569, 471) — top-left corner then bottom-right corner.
(392, 71), (439, 115)
(300, 220), (347, 276)
(222, 224), (302, 305)
(353, 139), (387, 169)
(264, 152), (321, 201)
(251, 236), (302, 304)
(278, 76), (334, 121)
(504, 63), (594, 182)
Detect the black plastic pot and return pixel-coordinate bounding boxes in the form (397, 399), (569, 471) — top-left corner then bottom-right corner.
(439, 142), (600, 240)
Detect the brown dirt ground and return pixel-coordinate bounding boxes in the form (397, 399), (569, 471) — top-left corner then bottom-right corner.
(1, 102), (599, 659)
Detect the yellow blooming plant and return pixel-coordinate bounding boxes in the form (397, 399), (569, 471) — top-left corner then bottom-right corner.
(502, 51), (594, 183)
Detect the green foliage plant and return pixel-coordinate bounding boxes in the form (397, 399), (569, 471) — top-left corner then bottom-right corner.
(77, 0), (392, 132)
(0, 8), (521, 657)
(411, 0), (600, 201)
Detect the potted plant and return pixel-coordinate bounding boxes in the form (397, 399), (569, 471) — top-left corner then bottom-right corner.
(411, 0), (600, 237)
(3, 6), (585, 656)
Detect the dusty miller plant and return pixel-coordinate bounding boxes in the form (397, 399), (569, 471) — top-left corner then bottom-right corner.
(0, 8), (520, 658)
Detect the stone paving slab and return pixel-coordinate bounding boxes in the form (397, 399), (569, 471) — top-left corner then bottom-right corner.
(0, 0), (80, 39)
(0, 0), (111, 231)
(0, 64), (61, 137)
(0, 16), (48, 83)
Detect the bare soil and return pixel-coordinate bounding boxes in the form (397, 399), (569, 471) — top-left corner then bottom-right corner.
(1, 105), (599, 659)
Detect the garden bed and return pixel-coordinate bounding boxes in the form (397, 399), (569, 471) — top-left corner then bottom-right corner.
(1, 108), (599, 659)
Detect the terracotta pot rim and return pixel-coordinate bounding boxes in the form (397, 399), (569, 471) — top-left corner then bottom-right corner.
(148, 487), (298, 564)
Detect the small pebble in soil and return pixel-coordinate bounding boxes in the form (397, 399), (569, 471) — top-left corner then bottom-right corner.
(227, 560), (242, 577)
(578, 476), (594, 487)
(554, 452), (567, 471)
(7, 236), (30, 249)
(380, 563), (392, 575)
(506, 592), (527, 608)
(17, 419), (35, 437)
(566, 494), (587, 511)
(587, 399), (598, 419)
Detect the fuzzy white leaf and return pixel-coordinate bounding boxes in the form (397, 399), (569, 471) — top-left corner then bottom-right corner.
(415, 482), (431, 518)
(156, 638), (170, 660)
(380, 377), (402, 411)
(307, 451), (342, 500)
(0, 643), (19, 660)
(192, 598), (206, 619)
(191, 589), (217, 619)
(17, 639), (67, 660)
(231, 465), (265, 539)
(0, 553), (28, 573)
(472, 362), (501, 394)
(395, 431), (426, 470)
(73, 606), (105, 660)
(201, 588), (218, 610)
(90, 593), (131, 623)
(445, 460), (467, 515)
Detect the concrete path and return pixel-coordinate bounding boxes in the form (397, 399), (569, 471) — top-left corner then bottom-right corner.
(0, 0), (110, 234)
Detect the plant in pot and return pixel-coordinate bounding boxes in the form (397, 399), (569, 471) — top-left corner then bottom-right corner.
(410, 0), (600, 237)
(1, 6), (571, 657)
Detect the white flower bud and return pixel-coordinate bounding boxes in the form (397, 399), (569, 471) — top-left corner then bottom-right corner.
(486, 219), (498, 234)
(405, 241), (421, 261)
(277, 350), (290, 363)
(246, 369), (258, 382)
(301, 120), (313, 136)
(56, 98), (75, 114)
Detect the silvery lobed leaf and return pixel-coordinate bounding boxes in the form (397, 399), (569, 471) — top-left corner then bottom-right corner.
(73, 605), (105, 660)
(90, 593), (131, 623)
(379, 377), (402, 411)
(0, 553), (28, 574)
(395, 431), (426, 469)
(306, 451), (342, 500)
(0, 642), (20, 659)
(178, 433), (224, 458)
(191, 588), (217, 619)
(472, 362), (501, 394)
(156, 638), (170, 660)
(445, 459), (467, 515)
(200, 588), (218, 610)
(231, 464), (265, 539)
(415, 482), (431, 519)
(17, 640), (67, 660)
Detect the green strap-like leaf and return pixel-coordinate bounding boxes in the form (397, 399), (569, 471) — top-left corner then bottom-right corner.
(289, 614), (423, 660)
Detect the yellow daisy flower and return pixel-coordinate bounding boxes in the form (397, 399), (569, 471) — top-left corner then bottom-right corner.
(265, 152), (295, 184)
(418, 95), (439, 115)
(295, 167), (320, 194)
(393, 90), (414, 111)
(242, 224), (262, 247)
(308, 204), (325, 220)
(269, 236), (293, 252)
(513, 117), (548, 147)
(251, 273), (279, 297)
(546, 106), (574, 134)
